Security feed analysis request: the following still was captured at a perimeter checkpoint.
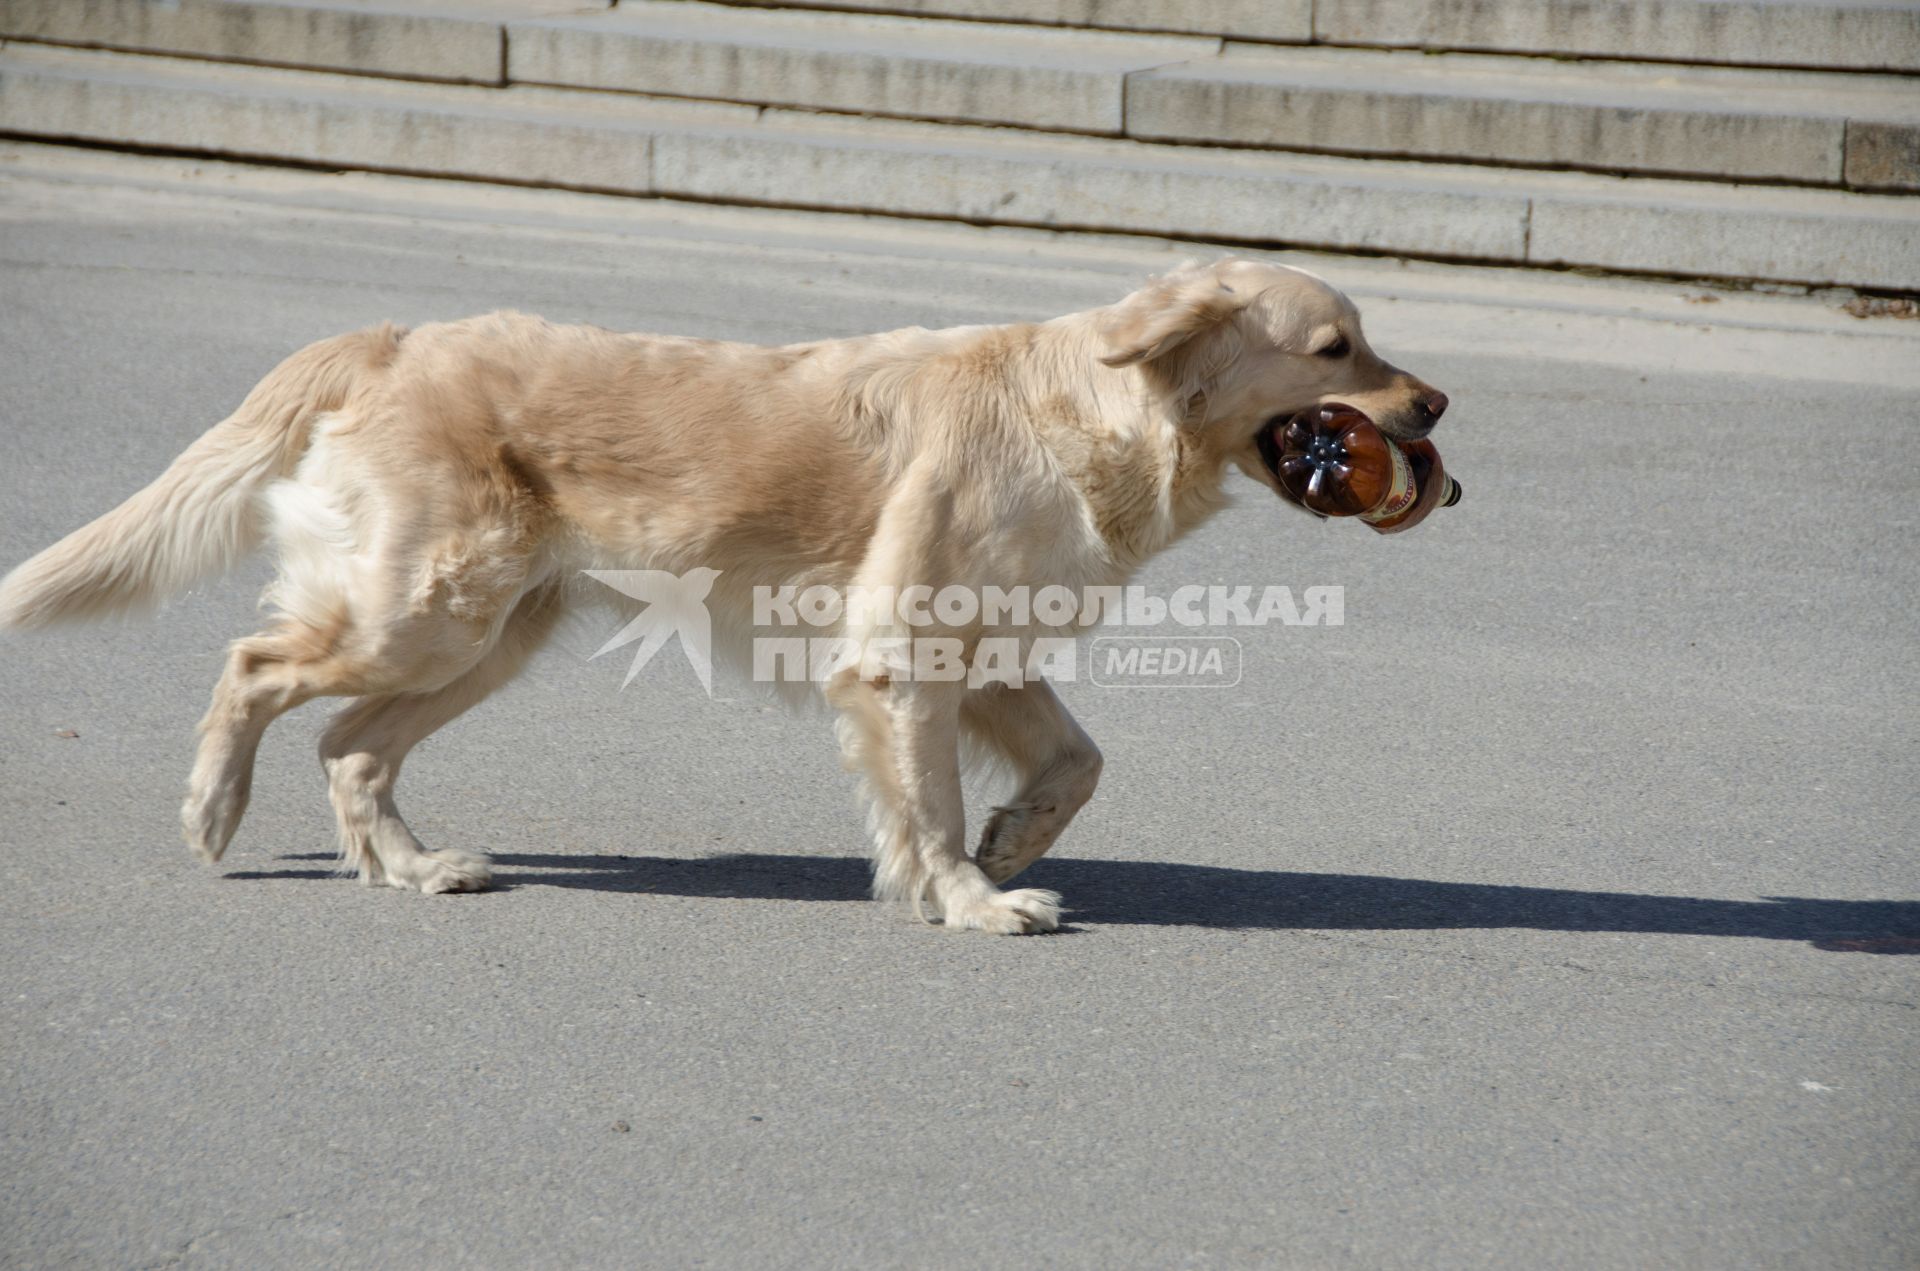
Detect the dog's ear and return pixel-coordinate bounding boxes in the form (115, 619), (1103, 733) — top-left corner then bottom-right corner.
(1097, 262), (1247, 368)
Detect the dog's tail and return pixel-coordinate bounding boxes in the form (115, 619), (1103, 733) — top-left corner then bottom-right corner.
(0, 324), (404, 630)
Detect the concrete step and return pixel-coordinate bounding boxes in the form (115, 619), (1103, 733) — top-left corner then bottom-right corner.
(1128, 46), (1920, 190)
(692, 0), (1920, 73)
(0, 0), (609, 86)
(506, 1), (1218, 134)
(10, 1), (1913, 193)
(665, 0), (1311, 43)
(0, 41), (707, 191)
(21, 0), (1911, 83)
(1, 45), (1915, 291)
(1312, 0), (1920, 74)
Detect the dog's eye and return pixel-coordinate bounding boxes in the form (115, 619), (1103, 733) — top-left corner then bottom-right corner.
(1315, 336), (1350, 359)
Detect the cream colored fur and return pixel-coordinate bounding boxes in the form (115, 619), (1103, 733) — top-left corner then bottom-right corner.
(0, 258), (1444, 932)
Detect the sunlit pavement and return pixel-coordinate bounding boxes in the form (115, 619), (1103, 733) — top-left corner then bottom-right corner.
(1, 143), (1914, 1270)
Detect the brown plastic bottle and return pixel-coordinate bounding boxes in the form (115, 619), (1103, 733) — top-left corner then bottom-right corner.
(1268, 404), (1462, 534)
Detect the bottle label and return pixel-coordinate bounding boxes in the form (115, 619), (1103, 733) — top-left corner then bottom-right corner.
(1359, 439), (1416, 524)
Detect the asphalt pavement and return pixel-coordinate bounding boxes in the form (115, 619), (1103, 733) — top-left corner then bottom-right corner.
(0, 142), (1915, 1270)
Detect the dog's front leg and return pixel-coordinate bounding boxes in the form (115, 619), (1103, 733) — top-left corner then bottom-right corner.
(962, 680), (1102, 885)
(834, 675), (1061, 934)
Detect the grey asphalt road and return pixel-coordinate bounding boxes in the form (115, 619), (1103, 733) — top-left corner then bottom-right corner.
(1, 143), (1916, 1271)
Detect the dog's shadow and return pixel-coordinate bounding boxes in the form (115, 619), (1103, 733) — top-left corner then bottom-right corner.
(242, 850), (1920, 952)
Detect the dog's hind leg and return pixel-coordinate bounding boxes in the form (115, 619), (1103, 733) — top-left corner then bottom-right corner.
(962, 680), (1102, 885)
(834, 675), (1061, 934)
(317, 584), (562, 893)
(182, 620), (376, 864)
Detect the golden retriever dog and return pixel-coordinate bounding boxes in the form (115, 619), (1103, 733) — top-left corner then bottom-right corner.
(0, 258), (1446, 933)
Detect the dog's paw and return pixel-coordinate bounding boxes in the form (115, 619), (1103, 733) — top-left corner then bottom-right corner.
(387, 847), (493, 895)
(941, 887), (1062, 935)
(975, 802), (1033, 882)
(180, 790), (242, 864)
(976, 801), (1063, 884)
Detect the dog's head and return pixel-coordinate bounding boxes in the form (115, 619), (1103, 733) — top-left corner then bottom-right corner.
(1097, 259), (1448, 498)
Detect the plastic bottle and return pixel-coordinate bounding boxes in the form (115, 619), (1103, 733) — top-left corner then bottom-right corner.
(1268, 404), (1462, 534)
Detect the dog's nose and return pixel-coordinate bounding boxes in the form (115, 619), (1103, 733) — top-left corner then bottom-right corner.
(1422, 391), (1450, 421)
